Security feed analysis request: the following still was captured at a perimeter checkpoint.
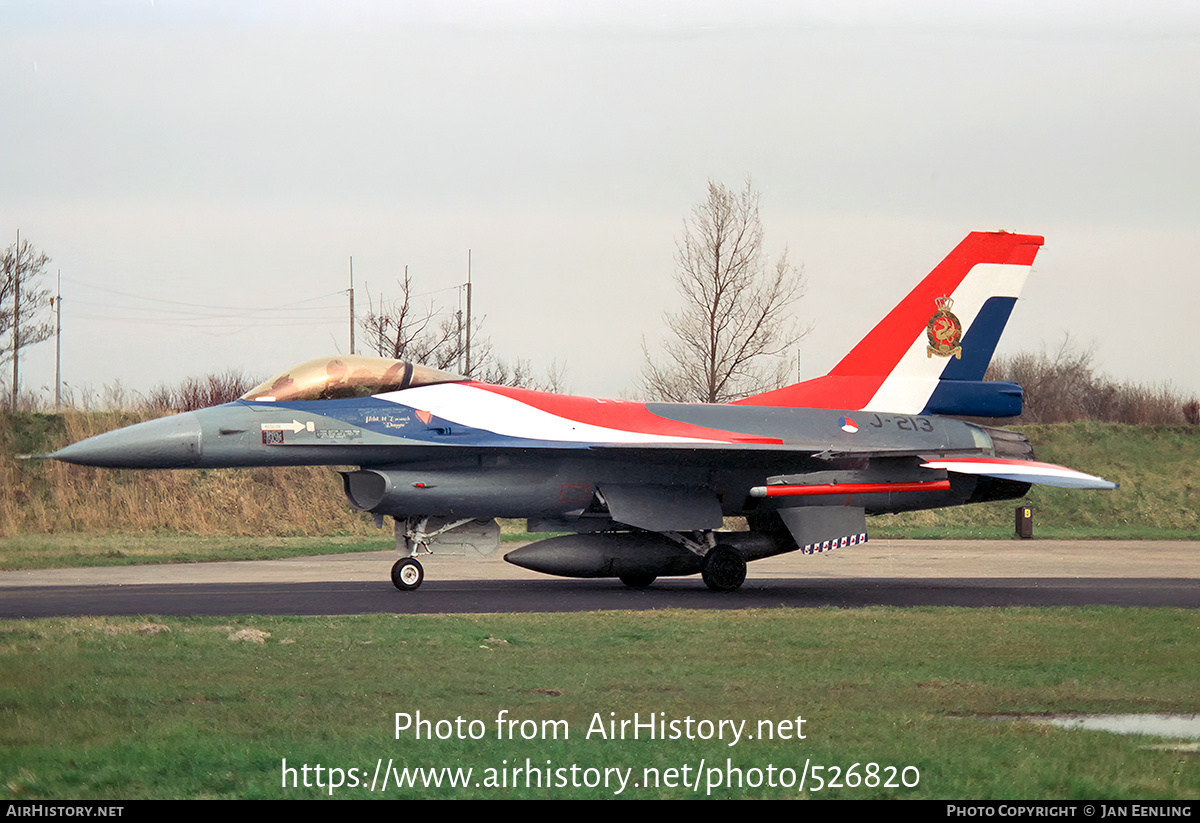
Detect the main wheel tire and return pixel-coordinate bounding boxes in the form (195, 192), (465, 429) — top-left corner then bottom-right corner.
(619, 573), (657, 589)
(701, 545), (746, 592)
(391, 557), (424, 591)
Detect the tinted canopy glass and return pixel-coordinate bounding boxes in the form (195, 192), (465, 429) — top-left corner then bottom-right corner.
(241, 356), (466, 402)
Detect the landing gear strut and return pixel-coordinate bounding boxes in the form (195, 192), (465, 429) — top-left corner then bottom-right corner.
(701, 545), (746, 592)
(391, 557), (424, 591)
(390, 515), (477, 591)
(662, 531), (748, 592)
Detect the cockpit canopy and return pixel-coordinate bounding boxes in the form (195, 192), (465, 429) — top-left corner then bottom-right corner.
(240, 356), (467, 403)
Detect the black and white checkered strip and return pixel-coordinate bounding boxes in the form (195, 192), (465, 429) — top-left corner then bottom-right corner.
(800, 533), (868, 555)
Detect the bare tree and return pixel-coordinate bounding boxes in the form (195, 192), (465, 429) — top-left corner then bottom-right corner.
(360, 270), (567, 391)
(640, 178), (807, 403)
(143, 369), (262, 413)
(986, 334), (1191, 424)
(479, 356), (570, 393)
(360, 269), (486, 373)
(1, 238), (54, 368)
(985, 336), (1097, 423)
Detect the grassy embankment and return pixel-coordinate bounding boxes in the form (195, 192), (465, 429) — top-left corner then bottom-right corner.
(2, 411), (1198, 570)
(881, 422), (1200, 539)
(1, 410), (391, 569)
(2, 608), (1197, 799)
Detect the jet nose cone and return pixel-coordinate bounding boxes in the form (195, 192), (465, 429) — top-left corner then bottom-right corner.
(52, 412), (203, 468)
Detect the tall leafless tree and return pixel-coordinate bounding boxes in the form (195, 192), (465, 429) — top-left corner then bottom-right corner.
(360, 269), (567, 392)
(1, 238), (54, 368)
(640, 178), (807, 403)
(360, 268), (485, 373)
(2, 237), (54, 406)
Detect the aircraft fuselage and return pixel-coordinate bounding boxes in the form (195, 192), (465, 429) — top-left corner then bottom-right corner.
(52, 393), (1029, 525)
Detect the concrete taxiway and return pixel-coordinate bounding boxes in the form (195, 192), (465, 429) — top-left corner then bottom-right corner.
(1, 540), (1197, 617)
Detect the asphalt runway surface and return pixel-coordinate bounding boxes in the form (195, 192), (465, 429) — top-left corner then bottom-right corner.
(2, 540), (1197, 617)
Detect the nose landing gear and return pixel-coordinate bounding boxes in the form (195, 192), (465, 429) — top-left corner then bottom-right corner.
(391, 557), (424, 591)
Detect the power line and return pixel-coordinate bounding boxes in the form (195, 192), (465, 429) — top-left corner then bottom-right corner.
(61, 277), (347, 313)
(57, 278), (349, 337)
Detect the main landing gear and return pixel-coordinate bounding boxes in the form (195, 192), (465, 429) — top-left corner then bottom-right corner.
(701, 544), (747, 592)
(391, 557), (424, 591)
(658, 531), (749, 592)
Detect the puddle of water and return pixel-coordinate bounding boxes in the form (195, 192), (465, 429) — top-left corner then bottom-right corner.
(1037, 714), (1200, 740)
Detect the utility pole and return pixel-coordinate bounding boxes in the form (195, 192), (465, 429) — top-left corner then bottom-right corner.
(11, 228), (18, 408)
(378, 285), (385, 358)
(455, 304), (463, 373)
(348, 256), (355, 356)
(55, 270), (61, 411)
(464, 249), (472, 377)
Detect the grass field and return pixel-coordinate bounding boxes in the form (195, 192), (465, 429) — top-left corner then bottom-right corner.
(1, 608), (1197, 800)
(2, 416), (1197, 800)
(0, 534), (394, 570)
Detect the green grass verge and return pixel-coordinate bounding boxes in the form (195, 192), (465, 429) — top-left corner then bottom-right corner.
(0, 534), (394, 570)
(856, 422), (1200, 539)
(0, 532), (560, 571)
(2, 608), (1196, 799)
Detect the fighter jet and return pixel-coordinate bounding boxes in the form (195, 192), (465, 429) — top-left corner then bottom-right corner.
(51, 231), (1115, 592)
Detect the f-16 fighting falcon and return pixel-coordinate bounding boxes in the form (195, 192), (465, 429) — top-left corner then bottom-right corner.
(50, 231), (1115, 592)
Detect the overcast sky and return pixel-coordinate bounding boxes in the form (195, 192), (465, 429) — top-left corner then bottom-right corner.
(3, 0), (1198, 404)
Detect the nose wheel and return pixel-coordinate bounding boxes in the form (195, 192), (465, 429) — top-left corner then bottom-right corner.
(391, 557), (424, 591)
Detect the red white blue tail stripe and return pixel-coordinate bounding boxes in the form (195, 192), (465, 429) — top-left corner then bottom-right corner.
(734, 231), (1043, 417)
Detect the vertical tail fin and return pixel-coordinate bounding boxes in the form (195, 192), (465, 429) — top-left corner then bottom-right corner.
(734, 231), (1043, 415)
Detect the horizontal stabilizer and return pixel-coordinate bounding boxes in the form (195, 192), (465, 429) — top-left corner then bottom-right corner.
(921, 458), (1118, 490)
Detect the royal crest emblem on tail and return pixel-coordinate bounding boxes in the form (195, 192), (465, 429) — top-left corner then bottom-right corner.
(926, 295), (963, 359)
